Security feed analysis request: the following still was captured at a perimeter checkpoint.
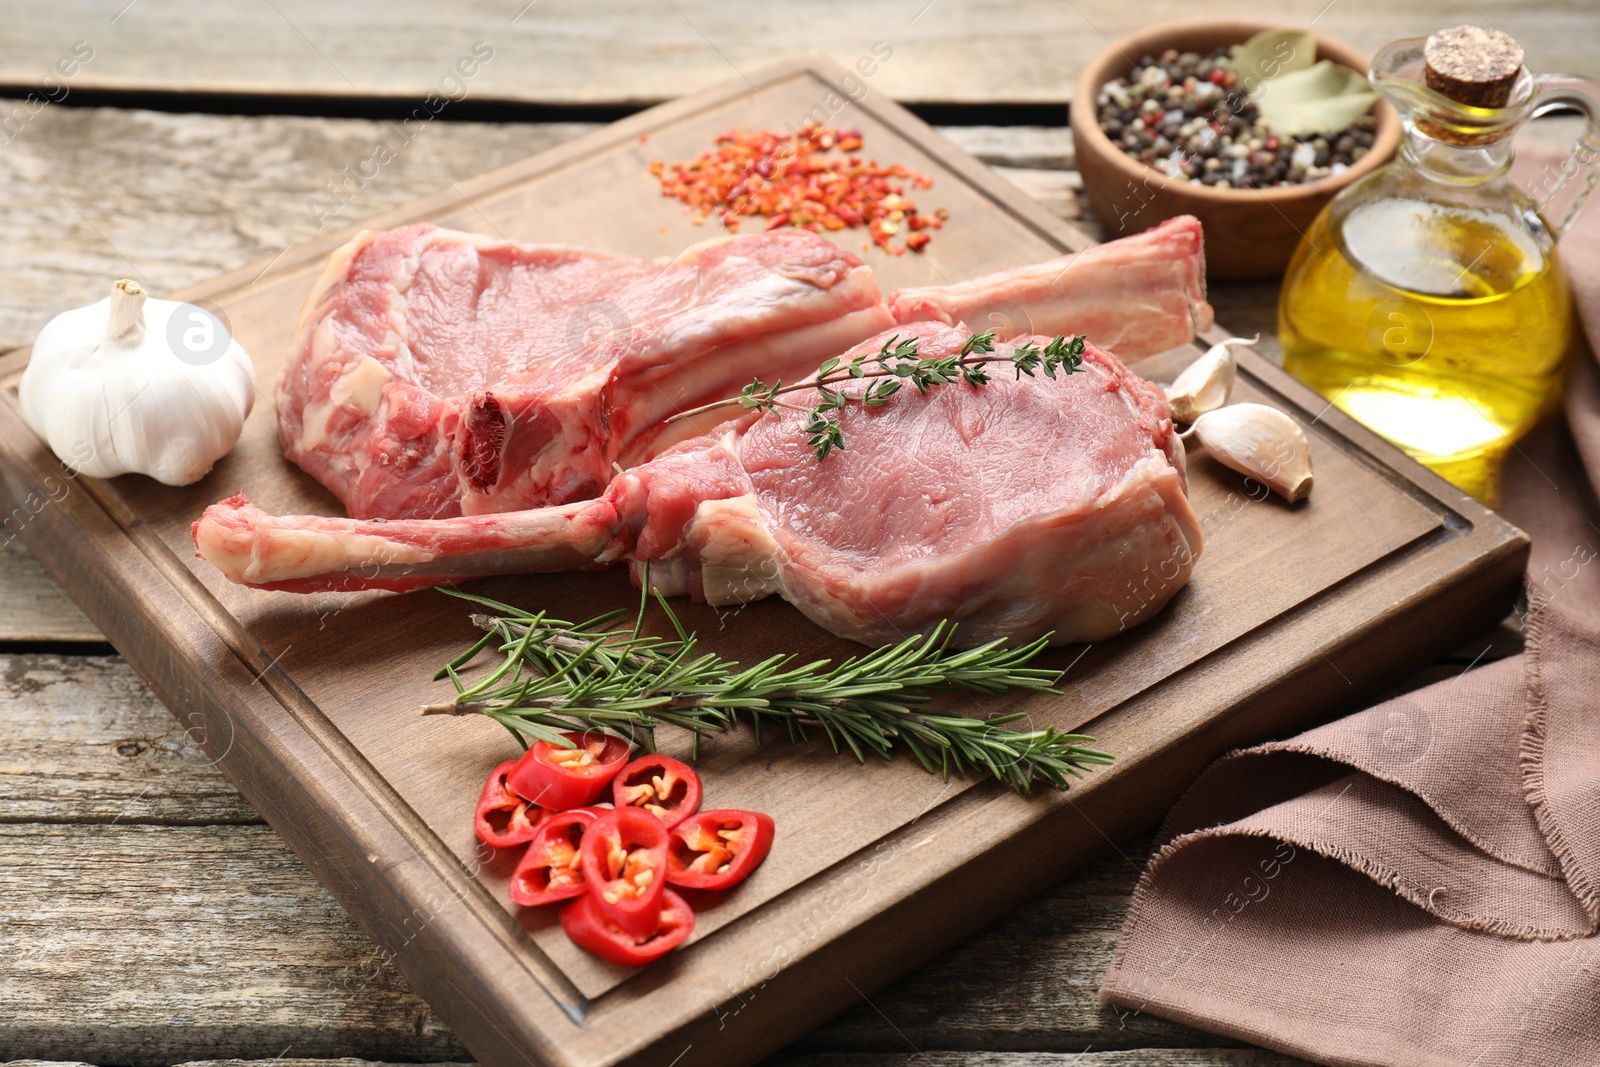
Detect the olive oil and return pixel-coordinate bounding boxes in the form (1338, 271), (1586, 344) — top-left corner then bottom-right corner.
(1280, 197), (1571, 503)
(1275, 26), (1600, 506)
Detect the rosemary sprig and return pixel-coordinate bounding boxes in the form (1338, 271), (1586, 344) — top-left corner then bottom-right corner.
(422, 587), (1113, 793)
(668, 331), (1088, 459)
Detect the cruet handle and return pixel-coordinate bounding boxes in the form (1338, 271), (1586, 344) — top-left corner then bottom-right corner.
(1528, 75), (1600, 238)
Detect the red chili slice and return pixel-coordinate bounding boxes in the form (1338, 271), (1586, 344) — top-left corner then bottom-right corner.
(508, 807), (601, 907)
(666, 809), (775, 891)
(560, 887), (695, 967)
(507, 731), (629, 811)
(580, 807), (669, 937)
(474, 759), (546, 849)
(612, 754), (702, 829)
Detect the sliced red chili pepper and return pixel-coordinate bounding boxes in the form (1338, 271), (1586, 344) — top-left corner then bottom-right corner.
(612, 754), (702, 829)
(560, 887), (695, 967)
(580, 807), (669, 937)
(507, 731), (629, 811)
(508, 807), (601, 907)
(666, 809), (775, 891)
(474, 759), (546, 849)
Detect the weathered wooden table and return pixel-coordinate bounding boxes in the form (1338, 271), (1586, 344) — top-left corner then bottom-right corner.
(0, 3), (1564, 1064)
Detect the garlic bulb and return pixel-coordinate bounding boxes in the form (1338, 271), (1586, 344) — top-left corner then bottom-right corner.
(19, 280), (255, 486)
(1165, 335), (1257, 422)
(1189, 402), (1313, 502)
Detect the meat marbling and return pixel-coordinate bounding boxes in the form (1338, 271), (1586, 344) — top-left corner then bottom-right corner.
(279, 217), (1210, 521)
(280, 224), (894, 519)
(197, 324), (1203, 647)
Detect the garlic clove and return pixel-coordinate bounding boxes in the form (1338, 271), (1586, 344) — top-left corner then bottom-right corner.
(1189, 402), (1313, 502)
(1165, 335), (1257, 423)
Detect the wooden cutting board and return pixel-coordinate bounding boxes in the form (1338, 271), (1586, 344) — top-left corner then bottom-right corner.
(0, 57), (1526, 1067)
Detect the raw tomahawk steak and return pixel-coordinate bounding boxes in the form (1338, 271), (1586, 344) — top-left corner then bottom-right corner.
(197, 323), (1202, 647)
(279, 217), (1210, 521)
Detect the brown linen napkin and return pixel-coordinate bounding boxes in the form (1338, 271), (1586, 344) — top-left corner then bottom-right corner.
(1100, 143), (1600, 1066)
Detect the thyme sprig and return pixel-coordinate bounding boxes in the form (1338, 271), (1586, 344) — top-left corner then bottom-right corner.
(422, 586), (1113, 793)
(668, 331), (1089, 459)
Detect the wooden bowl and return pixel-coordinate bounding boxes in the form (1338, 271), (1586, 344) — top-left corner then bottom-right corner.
(1071, 19), (1400, 280)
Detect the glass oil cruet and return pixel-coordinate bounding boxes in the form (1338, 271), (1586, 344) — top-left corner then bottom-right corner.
(1279, 25), (1600, 504)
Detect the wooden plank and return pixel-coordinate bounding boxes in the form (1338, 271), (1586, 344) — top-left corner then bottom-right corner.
(0, 0), (1587, 106)
(0, 653), (254, 823)
(0, 534), (99, 642)
(941, 126), (1075, 169)
(8, 1057), (1306, 1067)
(4, 1063), (463, 1067)
(98, 1062), (1287, 1067)
(0, 822), (466, 1064)
(0, 57), (1526, 1067)
(765, 1054), (1308, 1066)
(0, 653), (463, 1061)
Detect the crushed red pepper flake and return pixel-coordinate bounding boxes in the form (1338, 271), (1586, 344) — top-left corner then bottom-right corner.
(648, 124), (944, 254)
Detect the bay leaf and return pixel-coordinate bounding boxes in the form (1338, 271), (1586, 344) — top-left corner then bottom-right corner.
(1230, 27), (1317, 92)
(1252, 60), (1378, 136)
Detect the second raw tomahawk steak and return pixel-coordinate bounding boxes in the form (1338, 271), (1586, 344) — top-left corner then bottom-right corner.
(278, 218), (1211, 521)
(197, 324), (1202, 647)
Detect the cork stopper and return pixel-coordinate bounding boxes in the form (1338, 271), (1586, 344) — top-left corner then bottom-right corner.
(1423, 25), (1523, 108)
